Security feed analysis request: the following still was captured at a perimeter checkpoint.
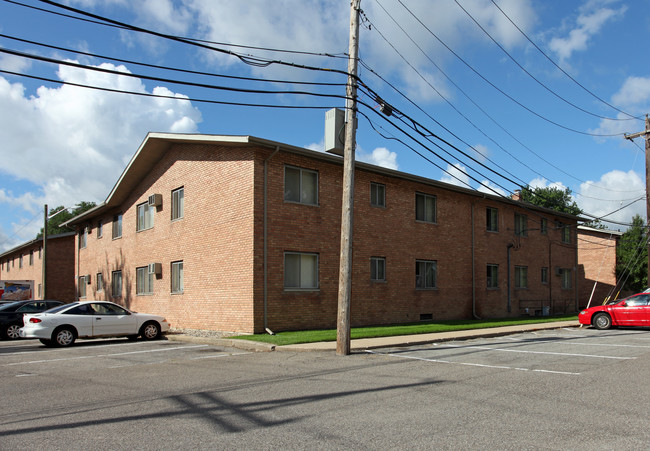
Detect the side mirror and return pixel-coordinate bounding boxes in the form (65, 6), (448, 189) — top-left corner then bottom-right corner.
(619, 301), (626, 307)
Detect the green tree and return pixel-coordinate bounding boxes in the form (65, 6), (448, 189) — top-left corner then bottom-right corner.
(616, 214), (648, 292)
(518, 185), (582, 216)
(37, 201), (97, 238)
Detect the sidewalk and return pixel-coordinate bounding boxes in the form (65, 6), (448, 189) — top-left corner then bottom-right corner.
(168, 320), (580, 353)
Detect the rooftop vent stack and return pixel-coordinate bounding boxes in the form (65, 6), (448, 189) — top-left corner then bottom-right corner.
(324, 108), (345, 156)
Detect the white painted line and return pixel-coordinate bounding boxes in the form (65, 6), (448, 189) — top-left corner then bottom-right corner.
(366, 350), (580, 376)
(4, 344), (208, 366)
(190, 352), (249, 360)
(435, 343), (635, 360)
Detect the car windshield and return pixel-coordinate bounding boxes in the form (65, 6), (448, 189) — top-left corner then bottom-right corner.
(0, 301), (21, 311)
(46, 302), (78, 313)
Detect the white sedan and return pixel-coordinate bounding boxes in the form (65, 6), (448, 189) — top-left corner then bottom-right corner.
(20, 301), (170, 347)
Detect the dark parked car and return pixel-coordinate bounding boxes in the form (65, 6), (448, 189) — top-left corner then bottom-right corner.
(0, 300), (65, 339)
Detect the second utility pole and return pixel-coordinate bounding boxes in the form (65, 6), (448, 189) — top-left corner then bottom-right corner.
(336, 0), (361, 356)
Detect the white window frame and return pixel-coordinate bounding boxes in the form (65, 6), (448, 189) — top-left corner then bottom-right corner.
(284, 166), (318, 205)
(514, 213), (528, 237)
(370, 182), (386, 208)
(96, 273), (104, 292)
(112, 214), (123, 239)
(284, 252), (319, 290)
(416, 260), (437, 289)
(97, 220), (103, 239)
(79, 228), (87, 249)
(415, 193), (437, 223)
(171, 261), (184, 293)
(78, 276), (87, 298)
(136, 266), (154, 295)
(137, 202), (155, 232)
(172, 187), (184, 221)
(370, 257), (386, 282)
(111, 270), (122, 298)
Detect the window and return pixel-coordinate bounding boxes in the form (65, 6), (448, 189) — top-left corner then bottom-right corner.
(514, 213), (527, 237)
(416, 260), (437, 289)
(284, 252), (319, 289)
(284, 166), (318, 205)
(137, 202), (155, 231)
(111, 270), (122, 298)
(415, 193), (436, 223)
(78, 276), (87, 298)
(136, 266), (154, 295)
(38, 248), (42, 259)
(19, 255), (23, 268)
(370, 182), (386, 208)
(370, 257), (386, 282)
(540, 218), (547, 235)
(171, 261), (184, 293)
(561, 268), (572, 289)
(38, 284), (42, 298)
(487, 264), (498, 288)
(561, 224), (571, 243)
(172, 187), (184, 220)
(79, 228), (87, 249)
(486, 208), (498, 232)
(515, 266), (528, 289)
(96, 273), (104, 292)
(541, 267), (548, 284)
(29, 250), (34, 266)
(97, 220), (103, 238)
(112, 214), (123, 239)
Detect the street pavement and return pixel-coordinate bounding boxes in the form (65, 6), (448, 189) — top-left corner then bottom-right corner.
(168, 320), (580, 352)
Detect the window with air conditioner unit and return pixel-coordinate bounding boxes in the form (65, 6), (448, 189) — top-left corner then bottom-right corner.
(148, 263), (162, 275)
(148, 193), (162, 207)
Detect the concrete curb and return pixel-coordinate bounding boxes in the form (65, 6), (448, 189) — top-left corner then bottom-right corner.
(166, 320), (580, 353)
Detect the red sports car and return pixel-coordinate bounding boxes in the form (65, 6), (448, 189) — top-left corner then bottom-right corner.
(579, 292), (650, 329)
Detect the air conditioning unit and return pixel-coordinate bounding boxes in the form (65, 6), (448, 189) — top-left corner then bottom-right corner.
(86, 275), (92, 284)
(84, 225), (91, 235)
(148, 263), (162, 275)
(555, 267), (563, 276)
(148, 193), (162, 207)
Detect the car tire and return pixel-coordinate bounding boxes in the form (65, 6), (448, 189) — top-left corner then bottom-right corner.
(140, 322), (161, 340)
(593, 312), (612, 330)
(4, 323), (22, 340)
(52, 327), (76, 347)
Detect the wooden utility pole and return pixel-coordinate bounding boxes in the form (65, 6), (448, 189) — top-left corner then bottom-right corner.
(42, 204), (48, 299)
(336, 0), (361, 356)
(624, 115), (650, 273)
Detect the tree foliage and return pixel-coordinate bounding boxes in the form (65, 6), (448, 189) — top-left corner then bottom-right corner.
(616, 214), (648, 293)
(37, 201), (97, 238)
(518, 185), (582, 216)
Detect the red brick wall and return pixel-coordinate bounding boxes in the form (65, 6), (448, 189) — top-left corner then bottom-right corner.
(577, 228), (619, 308)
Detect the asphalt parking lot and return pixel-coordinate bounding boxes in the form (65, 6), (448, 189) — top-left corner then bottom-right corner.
(2, 327), (650, 449)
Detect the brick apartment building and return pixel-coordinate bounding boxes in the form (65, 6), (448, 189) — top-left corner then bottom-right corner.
(63, 133), (582, 334)
(577, 225), (622, 308)
(0, 232), (76, 301)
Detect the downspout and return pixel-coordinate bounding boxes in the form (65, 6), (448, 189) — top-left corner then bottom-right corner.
(471, 203), (480, 319)
(507, 243), (514, 313)
(263, 146), (280, 334)
(574, 233), (579, 312)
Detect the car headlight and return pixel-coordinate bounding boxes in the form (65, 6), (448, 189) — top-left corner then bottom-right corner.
(579, 310), (587, 315)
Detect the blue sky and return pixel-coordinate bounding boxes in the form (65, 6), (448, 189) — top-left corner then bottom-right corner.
(0, 0), (649, 252)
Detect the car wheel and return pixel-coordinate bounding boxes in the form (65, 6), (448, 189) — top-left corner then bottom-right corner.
(52, 327), (76, 347)
(593, 312), (612, 330)
(39, 339), (53, 346)
(140, 322), (161, 340)
(5, 323), (21, 340)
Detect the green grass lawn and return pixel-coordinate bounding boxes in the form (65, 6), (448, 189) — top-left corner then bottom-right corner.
(232, 315), (578, 346)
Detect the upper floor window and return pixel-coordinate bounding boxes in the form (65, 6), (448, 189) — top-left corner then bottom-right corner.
(19, 255), (23, 268)
(541, 267), (548, 284)
(29, 250), (34, 266)
(284, 166), (318, 205)
(540, 218), (547, 235)
(112, 214), (123, 239)
(515, 266), (528, 289)
(137, 202), (155, 231)
(97, 220), (103, 238)
(79, 228), (87, 249)
(284, 252), (319, 290)
(415, 193), (436, 223)
(514, 213), (527, 237)
(171, 187), (184, 220)
(486, 207), (498, 232)
(416, 260), (437, 289)
(560, 223), (571, 243)
(370, 182), (386, 208)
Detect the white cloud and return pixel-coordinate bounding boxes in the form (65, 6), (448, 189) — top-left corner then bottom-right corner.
(440, 163), (471, 188)
(0, 63), (201, 250)
(577, 169), (645, 229)
(358, 147), (398, 170)
(549, 0), (626, 64)
(477, 181), (508, 197)
(591, 76), (650, 137)
(528, 177), (567, 191)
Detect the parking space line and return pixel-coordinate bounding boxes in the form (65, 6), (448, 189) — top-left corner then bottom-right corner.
(4, 344), (208, 366)
(366, 350), (581, 376)
(435, 343), (635, 359)
(507, 338), (650, 349)
(190, 352), (249, 360)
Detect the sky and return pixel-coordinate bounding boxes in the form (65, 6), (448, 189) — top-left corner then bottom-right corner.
(0, 0), (649, 253)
